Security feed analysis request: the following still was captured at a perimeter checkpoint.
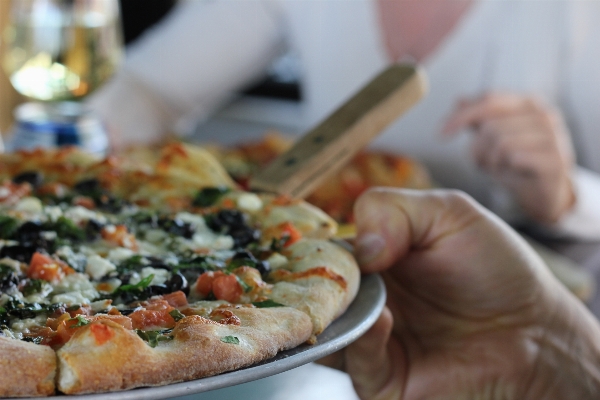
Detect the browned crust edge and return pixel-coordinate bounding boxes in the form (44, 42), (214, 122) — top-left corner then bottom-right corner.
(270, 239), (361, 335)
(56, 306), (312, 395)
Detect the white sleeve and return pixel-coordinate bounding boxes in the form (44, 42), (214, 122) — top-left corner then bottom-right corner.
(547, 167), (600, 241)
(86, 0), (286, 148)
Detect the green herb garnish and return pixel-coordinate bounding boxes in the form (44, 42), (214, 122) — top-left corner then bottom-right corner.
(192, 187), (230, 207)
(220, 335), (239, 345)
(135, 329), (173, 348)
(44, 216), (85, 242)
(114, 274), (154, 294)
(69, 315), (90, 328)
(169, 309), (185, 322)
(117, 255), (147, 273)
(252, 300), (285, 308)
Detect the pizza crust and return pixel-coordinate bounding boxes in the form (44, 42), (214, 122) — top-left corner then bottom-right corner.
(269, 239), (361, 335)
(0, 337), (56, 397)
(57, 307), (312, 395)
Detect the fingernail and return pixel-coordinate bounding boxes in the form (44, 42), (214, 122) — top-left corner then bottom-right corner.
(355, 233), (386, 264)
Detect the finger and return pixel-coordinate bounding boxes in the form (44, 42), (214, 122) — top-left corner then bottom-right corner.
(345, 307), (404, 400)
(353, 187), (488, 273)
(442, 93), (540, 136)
(474, 117), (551, 172)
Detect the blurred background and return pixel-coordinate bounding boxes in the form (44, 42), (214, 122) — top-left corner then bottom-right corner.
(0, 0), (177, 135)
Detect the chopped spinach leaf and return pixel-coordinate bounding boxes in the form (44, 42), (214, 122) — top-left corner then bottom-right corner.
(192, 186), (230, 207)
(21, 279), (45, 297)
(117, 255), (147, 273)
(0, 264), (15, 279)
(0, 216), (19, 239)
(44, 217), (85, 242)
(1, 299), (61, 320)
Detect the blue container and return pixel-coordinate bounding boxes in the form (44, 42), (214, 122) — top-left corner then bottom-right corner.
(7, 102), (109, 156)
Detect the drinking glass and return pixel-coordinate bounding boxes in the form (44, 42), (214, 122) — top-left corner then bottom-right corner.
(1, 0), (123, 155)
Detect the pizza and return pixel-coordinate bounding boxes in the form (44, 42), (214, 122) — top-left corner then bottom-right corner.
(206, 131), (432, 223)
(0, 143), (360, 397)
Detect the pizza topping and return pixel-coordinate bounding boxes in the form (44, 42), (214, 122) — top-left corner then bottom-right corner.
(206, 209), (260, 248)
(252, 299), (285, 308)
(27, 252), (75, 283)
(135, 328), (173, 348)
(220, 335), (239, 344)
(212, 274), (243, 303)
(101, 224), (138, 251)
(89, 323), (115, 345)
(235, 193), (263, 212)
(0, 166), (331, 353)
(209, 309), (241, 326)
(12, 171), (44, 188)
(192, 186), (231, 208)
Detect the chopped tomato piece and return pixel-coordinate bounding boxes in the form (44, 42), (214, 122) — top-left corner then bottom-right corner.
(162, 291), (188, 308)
(53, 316), (87, 346)
(279, 221), (302, 247)
(129, 298), (176, 330)
(212, 274), (243, 303)
(27, 252), (59, 281)
(130, 309), (175, 330)
(89, 323), (115, 345)
(195, 271), (226, 297)
(101, 224), (138, 250)
(27, 252), (74, 282)
(195, 271), (243, 302)
(72, 196), (96, 209)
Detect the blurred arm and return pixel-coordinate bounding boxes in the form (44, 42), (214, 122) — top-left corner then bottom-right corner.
(87, 0), (286, 149)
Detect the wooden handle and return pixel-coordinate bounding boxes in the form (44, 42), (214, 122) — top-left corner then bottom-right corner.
(249, 64), (428, 198)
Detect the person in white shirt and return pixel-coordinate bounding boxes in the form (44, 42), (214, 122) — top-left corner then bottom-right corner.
(88, 0), (600, 239)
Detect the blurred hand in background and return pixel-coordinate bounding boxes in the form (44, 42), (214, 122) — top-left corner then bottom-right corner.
(443, 93), (576, 224)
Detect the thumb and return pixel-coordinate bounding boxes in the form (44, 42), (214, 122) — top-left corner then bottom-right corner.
(353, 187), (487, 273)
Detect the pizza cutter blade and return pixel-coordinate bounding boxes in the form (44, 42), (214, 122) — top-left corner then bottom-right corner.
(249, 63), (428, 199)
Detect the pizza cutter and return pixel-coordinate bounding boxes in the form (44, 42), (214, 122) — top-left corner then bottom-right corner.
(249, 63), (429, 200)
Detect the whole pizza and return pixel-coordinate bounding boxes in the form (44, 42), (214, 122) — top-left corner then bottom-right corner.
(0, 143), (360, 397)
